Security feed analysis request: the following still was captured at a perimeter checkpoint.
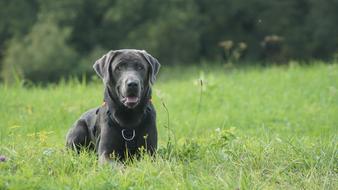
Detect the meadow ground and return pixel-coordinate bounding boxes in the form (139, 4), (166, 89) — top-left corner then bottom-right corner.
(0, 63), (337, 189)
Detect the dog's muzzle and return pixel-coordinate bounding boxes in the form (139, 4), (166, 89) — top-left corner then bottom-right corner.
(121, 79), (141, 108)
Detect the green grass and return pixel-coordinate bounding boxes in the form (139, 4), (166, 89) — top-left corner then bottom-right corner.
(0, 63), (337, 189)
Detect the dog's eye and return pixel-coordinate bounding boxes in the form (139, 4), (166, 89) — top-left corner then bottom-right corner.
(137, 65), (144, 70)
(116, 66), (122, 71)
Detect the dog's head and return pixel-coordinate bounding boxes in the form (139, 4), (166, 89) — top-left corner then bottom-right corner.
(93, 49), (160, 109)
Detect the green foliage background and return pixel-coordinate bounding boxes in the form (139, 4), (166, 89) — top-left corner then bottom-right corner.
(0, 0), (338, 82)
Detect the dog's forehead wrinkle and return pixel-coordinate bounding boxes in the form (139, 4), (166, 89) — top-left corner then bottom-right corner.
(113, 55), (148, 70)
(118, 51), (143, 62)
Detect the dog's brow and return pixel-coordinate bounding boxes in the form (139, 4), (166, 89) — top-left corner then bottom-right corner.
(114, 61), (126, 67)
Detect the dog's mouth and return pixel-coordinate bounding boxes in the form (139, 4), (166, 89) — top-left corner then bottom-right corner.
(121, 95), (140, 108)
(117, 85), (141, 109)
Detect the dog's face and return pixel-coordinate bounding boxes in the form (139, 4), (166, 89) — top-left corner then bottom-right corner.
(111, 52), (149, 108)
(93, 49), (160, 109)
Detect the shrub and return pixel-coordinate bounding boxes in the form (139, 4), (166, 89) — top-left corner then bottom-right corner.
(1, 18), (78, 84)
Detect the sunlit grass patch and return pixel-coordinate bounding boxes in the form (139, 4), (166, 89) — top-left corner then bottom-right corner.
(0, 63), (337, 189)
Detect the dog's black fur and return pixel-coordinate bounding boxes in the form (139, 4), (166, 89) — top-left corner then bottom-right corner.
(66, 49), (160, 163)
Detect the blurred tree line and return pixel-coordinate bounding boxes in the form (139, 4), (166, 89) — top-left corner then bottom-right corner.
(0, 0), (337, 82)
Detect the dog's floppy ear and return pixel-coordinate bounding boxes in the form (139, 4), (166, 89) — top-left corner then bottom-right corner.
(139, 50), (161, 84)
(93, 50), (118, 84)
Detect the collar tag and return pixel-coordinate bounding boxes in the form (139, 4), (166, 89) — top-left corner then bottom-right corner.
(121, 129), (135, 141)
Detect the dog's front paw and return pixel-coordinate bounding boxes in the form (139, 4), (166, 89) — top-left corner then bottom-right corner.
(98, 154), (124, 170)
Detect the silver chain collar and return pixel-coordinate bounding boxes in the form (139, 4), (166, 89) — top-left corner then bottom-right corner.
(121, 129), (135, 141)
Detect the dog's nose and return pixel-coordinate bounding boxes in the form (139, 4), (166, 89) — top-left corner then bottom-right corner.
(127, 81), (138, 89)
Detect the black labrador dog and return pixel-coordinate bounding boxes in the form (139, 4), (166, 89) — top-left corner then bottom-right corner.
(66, 49), (160, 163)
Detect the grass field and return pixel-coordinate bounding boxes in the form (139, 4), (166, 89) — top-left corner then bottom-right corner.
(0, 63), (337, 189)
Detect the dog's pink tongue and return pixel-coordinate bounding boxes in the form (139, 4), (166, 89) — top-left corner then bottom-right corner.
(126, 97), (139, 103)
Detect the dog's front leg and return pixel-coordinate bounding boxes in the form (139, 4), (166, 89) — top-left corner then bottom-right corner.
(98, 152), (112, 165)
(97, 125), (121, 165)
(98, 153), (124, 171)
